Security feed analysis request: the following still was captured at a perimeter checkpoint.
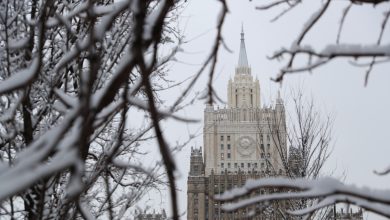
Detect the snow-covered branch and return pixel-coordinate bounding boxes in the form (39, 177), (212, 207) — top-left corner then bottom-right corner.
(216, 177), (390, 217)
(254, 0), (390, 83)
(0, 0), (193, 218)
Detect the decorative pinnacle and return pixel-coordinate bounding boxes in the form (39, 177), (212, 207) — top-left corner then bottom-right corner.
(237, 23), (249, 69)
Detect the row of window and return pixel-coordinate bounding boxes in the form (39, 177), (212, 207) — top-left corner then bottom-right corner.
(221, 152), (271, 160)
(221, 143), (271, 151)
(221, 135), (271, 142)
(220, 135), (231, 141)
(261, 143), (271, 149)
(221, 162), (267, 169)
(220, 153), (231, 160)
(261, 152), (271, 158)
(220, 144), (231, 150)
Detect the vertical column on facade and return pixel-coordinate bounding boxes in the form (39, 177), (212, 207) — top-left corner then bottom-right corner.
(208, 171), (214, 220)
(199, 178), (206, 220)
(187, 178), (194, 220)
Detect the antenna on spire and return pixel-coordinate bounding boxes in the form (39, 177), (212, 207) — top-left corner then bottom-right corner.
(241, 22), (244, 40)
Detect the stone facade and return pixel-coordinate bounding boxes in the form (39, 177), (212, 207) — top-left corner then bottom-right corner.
(327, 208), (364, 220)
(136, 209), (167, 220)
(187, 28), (287, 220)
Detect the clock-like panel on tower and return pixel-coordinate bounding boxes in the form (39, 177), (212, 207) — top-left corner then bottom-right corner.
(237, 135), (255, 157)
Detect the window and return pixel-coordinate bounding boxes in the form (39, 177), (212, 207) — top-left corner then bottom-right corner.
(248, 163), (251, 168)
(227, 135), (230, 141)
(261, 153), (264, 158)
(255, 163), (258, 168)
(228, 163), (231, 168)
(193, 165), (198, 172)
(227, 144), (231, 150)
(267, 144), (270, 149)
(220, 135), (224, 141)
(221, 163), (224, 168)
(261, 163), (264, 168)
(221, 144), (224, 150)
(241, 163), (244, 168)
(267, 134), (270, 141)
(261, 144), (264, 150)
(227, 153), (231, 159)
(221, 153), (224, 160)
(234, 163), (238, 168)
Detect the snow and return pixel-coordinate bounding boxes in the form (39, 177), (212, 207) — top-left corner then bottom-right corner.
(284, 43), (390, 57)
(78, 201), (95, 220)
(55, 36), (91, 71)
(321, 43), (390, 57)
(0, 148), (78, 201)
(0, 94), (23, 122)
(54, 88), (77, 108)
(291, 0), (330, 47)
(7, 37), (30, 50)
(215, 177), (390, 217)
(45, 1), (89, 27)
(143, 0), (167, 41)
(0, 57), (40, 94)
(94, 1), (132, 41)
(0, 109), (83, 201)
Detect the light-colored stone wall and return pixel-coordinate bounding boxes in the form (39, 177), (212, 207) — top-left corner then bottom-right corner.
(227, 71), (261, 109)
(204, 105), (287, 176)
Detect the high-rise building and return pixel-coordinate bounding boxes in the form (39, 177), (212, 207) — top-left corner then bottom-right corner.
(187, 28), (288, 220)
(135, 209), (167, 220)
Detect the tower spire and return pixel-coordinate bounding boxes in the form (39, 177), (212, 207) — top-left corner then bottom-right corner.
(238, 24), (249, 68)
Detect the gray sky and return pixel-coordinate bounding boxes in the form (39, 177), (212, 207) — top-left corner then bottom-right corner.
(143, 1), (390, 219)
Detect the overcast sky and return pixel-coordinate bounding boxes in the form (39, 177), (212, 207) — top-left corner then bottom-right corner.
(141, 1), (390, 219)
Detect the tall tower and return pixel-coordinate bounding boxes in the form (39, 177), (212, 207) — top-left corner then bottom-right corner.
(187, 28), (287, 220)
(227, 27), (261, 109)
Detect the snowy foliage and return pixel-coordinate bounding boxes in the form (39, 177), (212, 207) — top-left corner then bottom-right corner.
(258, 0), (390, 85)
(0, 0), (186, 219)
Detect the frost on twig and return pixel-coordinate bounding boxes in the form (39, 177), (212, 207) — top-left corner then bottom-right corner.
(216, 177), (390, 217)
(254, 0), (390, 84)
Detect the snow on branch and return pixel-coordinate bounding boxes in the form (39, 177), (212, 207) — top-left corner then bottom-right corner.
(270, 43), (390, 77)
(255, 0), (390, 83)
(0, 0), (228, 218)
(273, 43), (390, 59)
(0, 57), (40, 95)
(215, 177), (390, 217)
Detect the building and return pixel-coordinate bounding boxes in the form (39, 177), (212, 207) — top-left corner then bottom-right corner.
(135, 209), (167, 220)
(327, 207), (364, 220)
(187, 28), (288, 220)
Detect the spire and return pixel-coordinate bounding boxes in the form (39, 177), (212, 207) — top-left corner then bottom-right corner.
(238, 24), (249, 68)
(236, 24), (251, 75)
(276, 90), (283, 105)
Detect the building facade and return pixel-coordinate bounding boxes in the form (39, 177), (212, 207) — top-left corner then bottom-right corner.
(327, 207), (364, 220)
(135, 209), (167, 220)
(187, 29), (288, 220)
